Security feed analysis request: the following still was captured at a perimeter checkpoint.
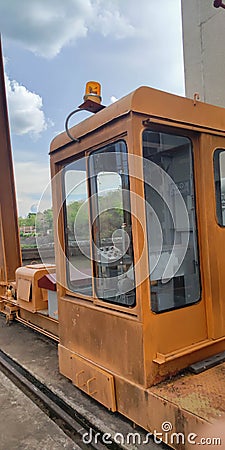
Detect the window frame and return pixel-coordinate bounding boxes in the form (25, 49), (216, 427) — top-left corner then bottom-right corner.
(213, 148), (225, 227)
(62, 140), (136, 309)
(88, 140), (136, 308)
(62, 154), (93, 298)
(142, 128), (201, 313)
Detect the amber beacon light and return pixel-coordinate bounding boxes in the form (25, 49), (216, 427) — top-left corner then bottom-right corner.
(65, 81), (105, 142)
(84, 81), (102, 104)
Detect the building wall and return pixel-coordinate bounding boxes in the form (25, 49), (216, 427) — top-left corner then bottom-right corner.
(181, 0), (225, 107)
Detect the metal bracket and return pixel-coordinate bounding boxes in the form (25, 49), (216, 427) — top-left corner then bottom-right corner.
(87, 377), (97, 395)
(65, 99), (105, 143)
(75, 370), (86, 387)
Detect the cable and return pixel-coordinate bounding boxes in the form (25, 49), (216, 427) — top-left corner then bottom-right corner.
(65, 109), (81, 143)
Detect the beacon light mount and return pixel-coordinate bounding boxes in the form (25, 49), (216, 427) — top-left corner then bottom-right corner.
(65, 81), (105, 143)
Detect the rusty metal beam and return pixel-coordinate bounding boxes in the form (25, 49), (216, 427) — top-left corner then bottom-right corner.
(0, 36), (21, 284)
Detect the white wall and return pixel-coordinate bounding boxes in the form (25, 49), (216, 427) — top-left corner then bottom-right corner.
(181, 0), (225, 107)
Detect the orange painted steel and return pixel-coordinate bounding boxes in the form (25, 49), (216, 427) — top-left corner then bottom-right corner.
(0, 38), (21, 288)
(0, 41), (59, 338)
(16, 264), (56, 313)
(50, 86), (225, 447)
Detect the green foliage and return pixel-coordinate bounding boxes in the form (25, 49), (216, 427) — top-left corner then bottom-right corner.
(21, 244), (37, 249)
(20, 232), (36, 237)
(19, 209), (54, 235)
(66, 189), (124, 240)
(19, 189), (125, 242)
(19, 212), (36, 227)
(97, 189), (123, 238)
(35, 208), (53, 234)
(66, 199), (89, 240)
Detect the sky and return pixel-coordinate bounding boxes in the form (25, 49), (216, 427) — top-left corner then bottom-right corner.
(0, 0), (185, 217)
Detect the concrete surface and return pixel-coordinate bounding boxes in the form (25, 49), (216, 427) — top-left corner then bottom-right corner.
(0, 314), (162, 450)
(0, 370), (79, 450)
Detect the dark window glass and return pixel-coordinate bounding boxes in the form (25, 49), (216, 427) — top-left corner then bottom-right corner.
(89, 141), (135, 306)
(214, 149), (225, 226)
(143, 130), (200, 313)
(63, 157), (92, 296)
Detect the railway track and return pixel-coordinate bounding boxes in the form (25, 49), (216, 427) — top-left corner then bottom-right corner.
(0, 349), (118, 450)
(0, 316), (167, 450)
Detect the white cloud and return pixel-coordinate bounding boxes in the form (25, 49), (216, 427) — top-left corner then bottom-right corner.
(90, 1), (135, 38)
(14, 161), (51, 216)
(0, 0), (184, 100)
(0, 0), (92, 58)
(110, 96), (118, 103)
(5, 74), (48, 136)
(0, 0), (135, 58)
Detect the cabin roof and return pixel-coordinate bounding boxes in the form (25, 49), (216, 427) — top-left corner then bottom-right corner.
(50, 86), (225, 153)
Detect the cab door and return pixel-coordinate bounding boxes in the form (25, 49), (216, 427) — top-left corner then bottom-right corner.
(201, 134), (225, 339)
(141, 126), (210, 363)
(143, 129), (201, 314)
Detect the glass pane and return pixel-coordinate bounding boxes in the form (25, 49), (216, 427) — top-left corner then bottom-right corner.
(63, 158), (92, 296)
(89, 141), (135, 306)
(214, 150), (225, 226)
(97, 171), (123, 241)
(219, 152), (225, 224)
(143, 130), (200, 313)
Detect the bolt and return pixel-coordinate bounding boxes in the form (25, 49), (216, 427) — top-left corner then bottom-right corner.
(213, 0), (225, 9)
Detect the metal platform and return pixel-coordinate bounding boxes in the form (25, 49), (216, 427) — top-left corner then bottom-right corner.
(1, 313), (225, 449)
(152, 363), (225, 424)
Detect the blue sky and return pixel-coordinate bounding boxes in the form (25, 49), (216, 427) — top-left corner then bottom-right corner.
(0, 0), (185, 216)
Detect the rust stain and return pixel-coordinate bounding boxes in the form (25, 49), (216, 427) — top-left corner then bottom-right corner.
(152, 363), (225, 422)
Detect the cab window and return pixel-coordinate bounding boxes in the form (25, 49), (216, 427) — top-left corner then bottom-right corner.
(143, 130), (201, 313)
(89, 141), (136, 307)
(63, 157), (93, 296)
(63, 141), (136, 307)
(214, 149), (225, 226)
